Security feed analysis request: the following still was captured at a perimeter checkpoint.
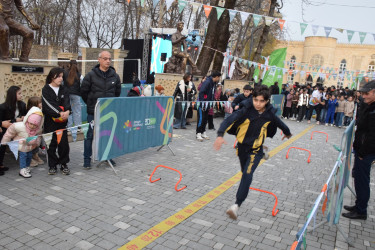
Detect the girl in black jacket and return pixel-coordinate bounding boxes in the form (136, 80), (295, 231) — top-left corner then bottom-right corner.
(0, 86), (27, 175)
(42, 67), (72, 175)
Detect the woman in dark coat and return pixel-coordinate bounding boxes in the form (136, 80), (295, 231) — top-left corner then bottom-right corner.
(0, 86), (27, 175)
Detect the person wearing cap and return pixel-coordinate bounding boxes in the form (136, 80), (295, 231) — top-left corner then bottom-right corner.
(342, 80), (375, 220)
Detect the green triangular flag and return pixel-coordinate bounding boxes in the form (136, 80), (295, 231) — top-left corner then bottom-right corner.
(359, 32), (367, 44)
(216, 7), (225, 20)
(26, 136), (38, 143)
(347, 30), (354, 42)
(300, 23), (308, 35)
(152, 0), (159, 7)
(140, 0), (145, 7)
(81, 123), (89, 139)
(178, 0), (186, 13)
(252, 14), (261, 27)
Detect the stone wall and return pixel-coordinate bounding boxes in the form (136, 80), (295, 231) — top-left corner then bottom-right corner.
(154, 73), (203, 96)
(81, 48), (128, 82)
(0, 61), (56, 103)
(276, 36), (375, 88)
(223, 79), (252, 92)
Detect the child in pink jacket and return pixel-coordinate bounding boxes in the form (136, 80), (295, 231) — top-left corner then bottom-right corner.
(1, 107), (43, 178)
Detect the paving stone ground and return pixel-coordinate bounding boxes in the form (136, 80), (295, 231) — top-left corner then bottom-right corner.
(0, 118), (374, 250)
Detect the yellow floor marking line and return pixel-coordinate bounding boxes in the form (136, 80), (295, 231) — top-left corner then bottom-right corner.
(119, 125), (315, 250)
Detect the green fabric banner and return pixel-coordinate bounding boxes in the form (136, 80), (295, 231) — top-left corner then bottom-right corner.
(261, 48), (287, 89)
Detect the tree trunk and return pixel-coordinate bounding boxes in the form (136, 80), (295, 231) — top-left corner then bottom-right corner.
(249, 0), (278, 77)
(73, 0), (82, 53)
(196, 0), (236, 76)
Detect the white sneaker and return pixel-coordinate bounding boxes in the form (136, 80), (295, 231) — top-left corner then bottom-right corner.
(226, 204), (239, 220)
(331, 124), (334, 127)
(26, 167), (31, 173)
(201, 132), (210, 140)
(307, 120), (311, 124)
(196, 133), (204, 142)
(325, 123), (328, 126)
(19, 168), (31, 178)
(316, 121), (320, 125)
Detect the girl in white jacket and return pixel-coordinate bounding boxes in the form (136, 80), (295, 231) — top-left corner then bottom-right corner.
(1, 107), (44, 178)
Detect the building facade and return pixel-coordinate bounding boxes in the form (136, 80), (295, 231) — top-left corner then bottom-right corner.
(276, 36), (375, 88)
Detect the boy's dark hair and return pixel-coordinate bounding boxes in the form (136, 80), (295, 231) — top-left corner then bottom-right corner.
(253, 85), (270, 101)
(235, 88), (240, 93)
(211, 71), (222, 78)
(46, 67), (64, 85)
(318, 86), (324, 91)
(229, 93), (235, 97)
(243, 85), (252, 91)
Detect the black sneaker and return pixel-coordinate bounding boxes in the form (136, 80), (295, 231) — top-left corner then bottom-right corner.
(60, 165), (70, 175)
(48, 166), (57, 175)
(109, 159), (116, 166)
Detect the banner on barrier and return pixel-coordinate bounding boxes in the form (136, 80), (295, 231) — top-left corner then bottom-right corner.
(332, 119), (356, 224)
(93, 96), (174, 161)
(270, 94), (285, 117)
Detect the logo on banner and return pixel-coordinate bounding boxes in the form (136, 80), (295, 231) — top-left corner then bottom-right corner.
(133, 120), (143, 130)
(145, 117), (157, 129)
(123, 120), (133, 133)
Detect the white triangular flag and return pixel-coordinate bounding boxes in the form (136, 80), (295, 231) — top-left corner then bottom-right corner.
(42, 132), (53, 148)
(240, 11), (250, 25)
(7, 141), (19, 160)
(165, 0), (174, 10)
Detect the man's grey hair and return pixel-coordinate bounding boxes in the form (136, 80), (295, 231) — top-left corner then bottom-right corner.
(98, 51), (111, 58)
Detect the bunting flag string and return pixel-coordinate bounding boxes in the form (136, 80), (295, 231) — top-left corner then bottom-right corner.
(204, 45), (375, 81)
(0, 124), (88, 155)
(170, 0), (373, 43)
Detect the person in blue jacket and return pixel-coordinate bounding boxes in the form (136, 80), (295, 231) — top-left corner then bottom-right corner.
(196, 71), (221, 142)
(325, 94), (338, 126)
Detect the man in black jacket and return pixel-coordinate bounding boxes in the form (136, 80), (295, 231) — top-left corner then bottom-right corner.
(196, 71), (221, 142)
(81, 51), (121, 169)
(342, 81), (375, 220)
(214, 85), (292, 220)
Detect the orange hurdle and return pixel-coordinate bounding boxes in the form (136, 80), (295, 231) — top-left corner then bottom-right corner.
(310, 131), (329, 142)
(149, 165), (187, 192)
(249, 187), (279, 216)
(286, 147), (312, 163)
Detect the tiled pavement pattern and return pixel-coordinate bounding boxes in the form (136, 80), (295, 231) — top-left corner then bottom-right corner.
(0, 118), (374, 250)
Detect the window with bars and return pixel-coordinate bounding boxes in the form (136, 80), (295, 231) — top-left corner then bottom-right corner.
(287, 56), (296, 85)
(337, 59), (346, 88)
(310, 54), (324, 67)
(368, 61), (375, 72)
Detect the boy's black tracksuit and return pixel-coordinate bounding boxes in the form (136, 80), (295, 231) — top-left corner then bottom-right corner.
(217, 98), (291, 206)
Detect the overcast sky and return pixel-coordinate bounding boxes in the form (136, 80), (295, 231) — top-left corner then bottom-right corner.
(280, 0), (375, 44)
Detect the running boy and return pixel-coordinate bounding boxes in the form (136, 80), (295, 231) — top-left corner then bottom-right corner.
(213, 85), (292, 220)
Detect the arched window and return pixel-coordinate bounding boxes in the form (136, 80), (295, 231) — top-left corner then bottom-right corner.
(337, 59), (347, 88)
(287, 56), (296, 85)
(368, 61), (375, 72)
(306, 75), (313, 85)
(317, 77), (324, 86)
(310, 54), (324, 67)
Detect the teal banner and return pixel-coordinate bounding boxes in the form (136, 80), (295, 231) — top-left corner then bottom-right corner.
(333, 119), (355, 224)
(270, 94), (285, 116)
(93, 97), (174, 161)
